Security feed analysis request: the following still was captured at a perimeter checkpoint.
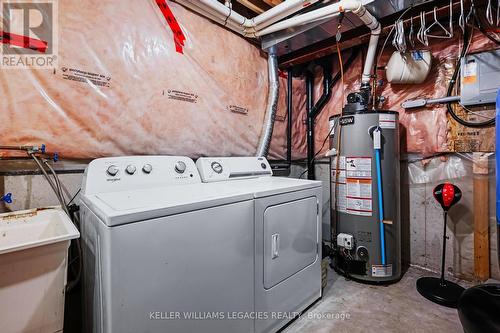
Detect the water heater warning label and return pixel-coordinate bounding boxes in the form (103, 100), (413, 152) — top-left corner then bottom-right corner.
(334, 156), (373, 217)
(332, 156), (347, 213)
(346, 157), (371, 178)
(346, 178), (372, 216)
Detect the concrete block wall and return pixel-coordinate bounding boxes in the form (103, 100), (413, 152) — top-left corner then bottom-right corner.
(0, 173), (83, 213)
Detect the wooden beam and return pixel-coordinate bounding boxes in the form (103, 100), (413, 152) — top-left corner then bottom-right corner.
(473, 152), (490, 281)
(236, 0), (266, 14)
(262, 0), (283, 6)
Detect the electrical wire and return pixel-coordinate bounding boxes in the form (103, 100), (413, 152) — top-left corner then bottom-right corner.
(473, 4), (500, 45)
(67, 188), (81, 206)
(337, 36), (345, 110)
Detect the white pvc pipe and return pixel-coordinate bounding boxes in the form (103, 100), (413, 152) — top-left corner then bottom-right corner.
(352, 5), (381, 84)
(193, 0), (248, 26)
(179, 0), (243, 32)
(256, 1), (359, 36)
(179, 0), (320, 32)
(252, 0), (321, 29)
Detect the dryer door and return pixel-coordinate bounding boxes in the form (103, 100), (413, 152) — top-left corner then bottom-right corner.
(263, 196), (318, 289)
(255, 187), (322, 333)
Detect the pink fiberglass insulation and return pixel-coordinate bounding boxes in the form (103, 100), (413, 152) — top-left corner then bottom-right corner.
(268, 31), (497, 160)
(0, 0), (270, 159)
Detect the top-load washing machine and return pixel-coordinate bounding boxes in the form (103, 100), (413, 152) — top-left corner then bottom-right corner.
(80, 156), (259, 333)
(196, 157), (323, 333)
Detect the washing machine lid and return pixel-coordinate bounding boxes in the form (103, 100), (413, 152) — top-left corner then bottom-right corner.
(224, 177), (322, 198)
(82, 183), (254, 226)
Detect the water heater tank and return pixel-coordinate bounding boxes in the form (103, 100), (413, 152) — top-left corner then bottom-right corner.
(329, 110), (401, 283)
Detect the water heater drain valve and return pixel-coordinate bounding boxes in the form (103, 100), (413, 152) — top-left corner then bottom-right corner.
(337, 233), (354, 250)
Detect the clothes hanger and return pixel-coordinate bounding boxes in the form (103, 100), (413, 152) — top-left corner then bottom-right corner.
(417, 11), (429, 46)
(409, 16), (415, 48)
(424, 6), (452, 39)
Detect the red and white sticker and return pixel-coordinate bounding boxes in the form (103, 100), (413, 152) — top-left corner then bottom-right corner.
(332, 156), (346, 212)
(346, 178), (372, 216)
(346, 157), (371, 178)
(347, 178), (372, 198)
(345, 157), (373, 216)
(379, 114), (396, 129)
(334, 156), (374, 216)
(336, 184), (347, 213)
(346, 197), (372, 216)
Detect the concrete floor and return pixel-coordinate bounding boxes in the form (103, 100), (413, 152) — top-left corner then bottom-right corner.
(285, 266), (468, 333)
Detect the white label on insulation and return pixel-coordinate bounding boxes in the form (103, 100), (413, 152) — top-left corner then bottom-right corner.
(379, 113), (396, 129)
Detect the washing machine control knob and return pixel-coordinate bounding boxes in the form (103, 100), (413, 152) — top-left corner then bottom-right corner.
(174, 161), (186, 174)
(211, 162), (223, 174)
(125, 164), (136, 175)
(142, 164), (152, 174)
(106, 165), (119, 177)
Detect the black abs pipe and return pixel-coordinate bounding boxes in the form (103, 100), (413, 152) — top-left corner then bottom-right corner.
(306, 61), (332, 180)
(305, 49), (359, 180)
(270, 48), (359, 175)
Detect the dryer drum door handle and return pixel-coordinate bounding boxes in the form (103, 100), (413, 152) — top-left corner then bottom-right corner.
(271, 233), (280, 259)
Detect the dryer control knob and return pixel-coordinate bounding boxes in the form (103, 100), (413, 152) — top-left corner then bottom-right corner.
(142, 164), (152, 174)
(106, 165), (119, 177)
(125, 164), (136, 175)
(174, 161), (186, 174)
(211, 161), (223, 174)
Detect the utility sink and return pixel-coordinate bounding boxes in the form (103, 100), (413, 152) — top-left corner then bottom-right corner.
(0, 207), (80, 333)
(0, 207), (79, 254)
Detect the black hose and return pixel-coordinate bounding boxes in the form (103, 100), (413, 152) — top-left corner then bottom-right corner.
(446, 24), (495, 128)
(473, 8), (500, 45)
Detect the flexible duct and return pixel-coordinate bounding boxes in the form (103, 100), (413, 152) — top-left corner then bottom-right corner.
(174, 0), (380, 155)
(256, 47), (279, 157)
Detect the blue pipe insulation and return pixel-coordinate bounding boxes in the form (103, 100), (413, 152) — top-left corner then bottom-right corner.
(375, 148), (386, 265)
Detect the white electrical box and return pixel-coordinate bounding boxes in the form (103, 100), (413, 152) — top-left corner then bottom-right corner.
(460, 49), (500, 106)
(337, 233), (354, 250)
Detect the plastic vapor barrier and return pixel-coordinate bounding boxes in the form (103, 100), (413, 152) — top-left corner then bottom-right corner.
(0, 1), (269, 159)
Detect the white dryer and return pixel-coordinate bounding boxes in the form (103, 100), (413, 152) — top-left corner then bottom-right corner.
(196, 157), (323, 333)
(80, 156), (257, 333)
